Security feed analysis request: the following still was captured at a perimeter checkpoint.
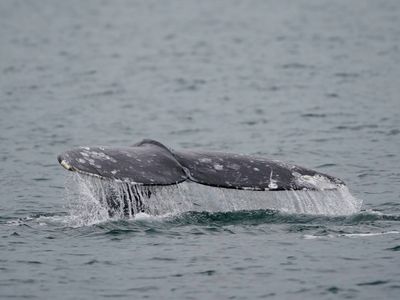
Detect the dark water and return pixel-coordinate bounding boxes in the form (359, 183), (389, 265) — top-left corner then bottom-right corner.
(1, 0), (400, 299)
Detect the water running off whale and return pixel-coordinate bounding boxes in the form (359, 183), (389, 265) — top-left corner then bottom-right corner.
(58, 139), (362, 219)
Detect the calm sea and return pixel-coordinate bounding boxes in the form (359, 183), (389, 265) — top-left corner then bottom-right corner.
(1, 0), (399, 299)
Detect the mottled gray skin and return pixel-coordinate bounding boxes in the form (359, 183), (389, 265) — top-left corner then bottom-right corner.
(58, 139), (345, 191)
(57, 140), (187, 186)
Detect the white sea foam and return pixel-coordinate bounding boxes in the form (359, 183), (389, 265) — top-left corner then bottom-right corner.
(303, 231), (399, 240)
(340, 231), (399, 237)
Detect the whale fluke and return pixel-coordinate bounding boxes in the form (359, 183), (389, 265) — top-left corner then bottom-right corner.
(173, 150), (343, 191)
(58, 139), (345, 191)
(57, 141), (188, 186)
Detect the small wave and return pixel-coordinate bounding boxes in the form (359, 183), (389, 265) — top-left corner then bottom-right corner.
(4, 212), (68, 227)
(303, 231), (400, 240)
(342, 231), (399, 237)
(134, 212), (154, 220)
(5, 209), (400, 240)
(386, 245), (400, 251)
(357, 280), (390, 286)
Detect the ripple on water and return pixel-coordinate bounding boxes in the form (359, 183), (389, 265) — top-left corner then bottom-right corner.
(6, 208), (400, 243)
(0, 0), (400, 299)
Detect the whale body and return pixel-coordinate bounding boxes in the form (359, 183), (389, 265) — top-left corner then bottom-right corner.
(58, 139), (347, 215)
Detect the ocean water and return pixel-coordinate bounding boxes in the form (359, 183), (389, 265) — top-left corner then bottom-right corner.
(1, 0), (400, 299)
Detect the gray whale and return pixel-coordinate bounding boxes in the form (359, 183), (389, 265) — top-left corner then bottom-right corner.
(58, 139), (346, 215)
(58, 139), (344, 191)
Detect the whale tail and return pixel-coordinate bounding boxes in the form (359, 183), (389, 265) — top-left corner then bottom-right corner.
(58, 139), (347, 216)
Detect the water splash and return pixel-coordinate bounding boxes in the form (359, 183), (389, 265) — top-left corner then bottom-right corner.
(64, 173), (362, 225)
(65, 174), (110, 226)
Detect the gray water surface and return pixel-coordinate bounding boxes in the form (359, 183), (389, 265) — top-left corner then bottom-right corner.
(1, 0), (400, 299)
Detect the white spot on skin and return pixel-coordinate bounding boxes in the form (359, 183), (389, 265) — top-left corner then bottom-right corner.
(268, 169), (278, 189)
(268, 180), (278, 189)
(87, 151), (117, 163)
(292, 172), (301, 177)
(77, 158), (86, 164)
(295, 174), (338, 190)
(227, 163), (240, 171)
(199, 158), (212, 163)
(253, 167), (260, 172)
(60, 160), (72, 170)
(214, 164), (224, 171)
(242, 187), (255, 191)
(111, 170), (118, 175)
